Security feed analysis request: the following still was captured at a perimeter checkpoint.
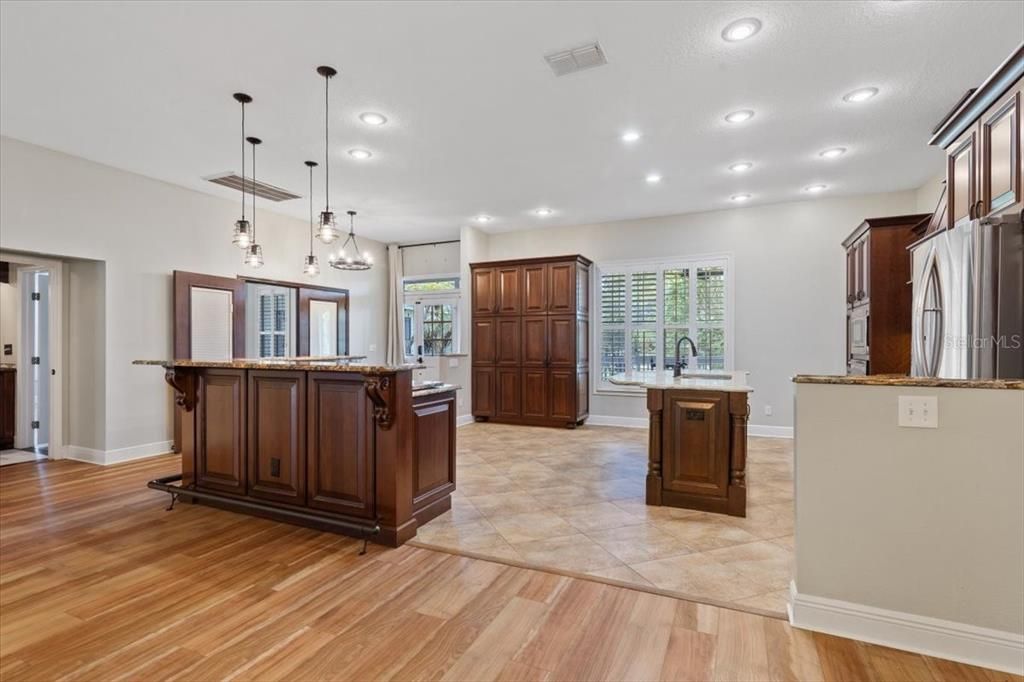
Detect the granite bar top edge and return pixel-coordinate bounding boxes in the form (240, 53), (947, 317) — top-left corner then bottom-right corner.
(793, 374), (1024, 390)
(133, 359), (416, 374)
(411, 384), (461, 397)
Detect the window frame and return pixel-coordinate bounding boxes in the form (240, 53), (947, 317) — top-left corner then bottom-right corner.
(402, 274), (462, 361)
(592, 253), (734, 395)
(248, 283), (296, 359)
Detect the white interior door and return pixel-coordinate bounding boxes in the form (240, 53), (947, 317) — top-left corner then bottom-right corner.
(30, 271), (50, 448)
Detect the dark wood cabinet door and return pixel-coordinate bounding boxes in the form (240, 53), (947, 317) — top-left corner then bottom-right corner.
(547, 262), (576, 313)
(472, 367), (496, 417)
(523, 264), (548, 313)
(845, 248), (856, 307)
(196, 369), (246, 494)
(576, 367), (589, 419)
(306, 374), (374, 517)
(947, 128), (977, 227)
(472, 267), (497, 314)
(548, 370), (576, 422)
(661, 390), (729, 499)
(548, 316), (576, 367)
(0, 370), (15, 450)
(497, 266), (522, 314)
(521, 315), (548, 367)
(857, 234), (870, 304)
(248, 371), (306, 505)
(496, 368), (521, 418)
(472, 318), (496, 365)
(521, 369), (548, 418)
(575, 264), (590, 316)
(981, 88), (1021, 215)
(495, 317), (521, 365)
(412, 392), (456, 511)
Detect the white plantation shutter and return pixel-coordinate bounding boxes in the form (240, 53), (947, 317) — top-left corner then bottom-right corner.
(600, 273), (626, 380)
(190, 287), (233, 361)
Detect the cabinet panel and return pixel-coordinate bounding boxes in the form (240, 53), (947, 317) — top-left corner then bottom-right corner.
(521, 370), (548, 419)
(497, 266), (522, 314)
(522, 315), (548, 366)
(523, 264), (548, 313)
(307, 375), (373, 517)
(472, 318), (496, 365)
(548, 262), (576, 312)
(548, 315), (576, 366)
(248, 371), (305, 505)
(496, 368), (521, 418)
(576, 317), (589, 365)
(0, 370), (14, 450)
(472, 267), (497, 314)
(576, 263), (590, 316)
(412, 392), (456, 510)
(495, 317), (521, 365)
(197, 369), (246, 494)
(948, 129), (977, 227)
(548, 370), (576, 421)
(981, 89), (1021, 214)
(472, 367), (496, 417)
(661, 391), (729, 498)
(576, 368), (589, 419)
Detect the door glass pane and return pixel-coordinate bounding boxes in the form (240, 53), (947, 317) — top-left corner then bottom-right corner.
(664, 269), (689, 325)
(631, 329), (656, 371)
(423, 303), (454, 355)
(403, 303), (416, 356)
(600, 329), (625, 380)
(309, 300), (337, 356)
(631, 272), (657, 323)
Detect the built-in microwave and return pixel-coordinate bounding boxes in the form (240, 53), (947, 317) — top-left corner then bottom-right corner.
(849, 306), (869, 357)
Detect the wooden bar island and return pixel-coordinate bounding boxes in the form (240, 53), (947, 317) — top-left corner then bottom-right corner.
(135, 359), (457, 547)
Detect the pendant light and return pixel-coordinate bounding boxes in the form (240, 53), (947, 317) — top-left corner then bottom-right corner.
(244, 136), (264, 268)
(303, 160), (320, 276)
(316, 66), (340, 244)
(231, 93), (253, 249)
(329, 210), (372, 271)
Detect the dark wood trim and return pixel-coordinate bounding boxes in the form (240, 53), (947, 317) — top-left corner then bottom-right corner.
(297, 287), (350, 357)
(172, 271), (247, 359)
(841, 214), (931, 248)
(0, 261), (9, 285)
(469, 254), (593, 268)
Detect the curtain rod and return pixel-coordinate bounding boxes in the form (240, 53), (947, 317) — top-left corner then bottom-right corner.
(397, 239), (460, 250)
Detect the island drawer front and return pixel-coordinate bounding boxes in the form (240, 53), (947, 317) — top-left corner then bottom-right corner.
(306, 374), (375, 518)
(248, 371), (306, 505)
(196, 369), (247, 495)
(661, 390), (730, 499)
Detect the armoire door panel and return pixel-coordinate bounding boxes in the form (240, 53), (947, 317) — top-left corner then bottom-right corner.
(248, 371), (306, 505)
(576, 368), (589, 419)
(575, 264), (590, 316)
(548, 262), (576, 312)
(197, 370), (246, 494)
(576, 317), (589, 365)
(548, 370), (576, 421)
(473, 318), (497, 365)
(412, 394), (456, 507)
(548, 316), (576, 366)
(497, 266), (522, 314)
(472, 367), (496, 416)
(306, 375), (374, 517)
(521, 370), (548, 418)
(472, 268), (497, 314)
(662, 392), (729, 498)
(521, 315), (548, 366)
(495, 317), (521, 365)
(523, 264), (548, 313)
(496, 368), (521, 418)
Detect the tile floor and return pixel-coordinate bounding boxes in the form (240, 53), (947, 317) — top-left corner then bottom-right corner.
(0, 449), (47, 467)
(415, 422), (794, 617)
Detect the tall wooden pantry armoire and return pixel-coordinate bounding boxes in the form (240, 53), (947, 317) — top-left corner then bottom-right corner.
(470, 255), (591, 428)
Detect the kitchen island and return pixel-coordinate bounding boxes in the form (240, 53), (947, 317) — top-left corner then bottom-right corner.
(135, 359), (458, 546)
(610, 370), (753, 517)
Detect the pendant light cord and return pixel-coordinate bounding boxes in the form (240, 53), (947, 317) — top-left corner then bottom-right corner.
(324, 74), (330, 213)
(251, 141), (256, 242)
(309, 165), (314, 253)
(241, 101), (246, 221)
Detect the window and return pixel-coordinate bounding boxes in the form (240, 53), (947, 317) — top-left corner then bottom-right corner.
(245, 284), (295, 358)
(595, 256), (732, 390)
(403, 276), (460, 360)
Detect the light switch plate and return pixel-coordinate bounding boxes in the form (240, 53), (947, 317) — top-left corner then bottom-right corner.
(898, 395), (938, 428)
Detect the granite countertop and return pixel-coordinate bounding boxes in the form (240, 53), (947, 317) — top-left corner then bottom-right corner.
(134, 359), (416, 374)
(609, 369), (753, 393)
(412, 383), (461, 397)
(793, 374), (1024, 390)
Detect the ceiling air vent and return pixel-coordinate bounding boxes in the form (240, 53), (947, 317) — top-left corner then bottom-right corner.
(204, 172), (301, 202)
(544, 42), (607, 77)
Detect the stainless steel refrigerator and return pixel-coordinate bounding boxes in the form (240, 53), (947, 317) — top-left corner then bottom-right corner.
(910, 211), (1023, 379)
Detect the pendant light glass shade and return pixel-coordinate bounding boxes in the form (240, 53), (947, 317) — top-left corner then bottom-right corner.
(232, 219), (252, 248)
(245, 136), (263, 268)
(304, 160), (320, 277)
(245, 243), (264, 268)
(232, 93), (253, 249)
(329, 211), (372, 271)
(316, 66), (340, 244)
(304, 253), (320, 276)
(318, 211), (338, 243)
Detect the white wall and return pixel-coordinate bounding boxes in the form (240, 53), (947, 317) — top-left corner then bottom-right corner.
(0, 136), (388, 455)
(401, 242), (460, 278)
(65, 259), (106, 451)
(457, 226), (489, 420)
(483, 190), (924, 431)
(915, 171), (946, 214)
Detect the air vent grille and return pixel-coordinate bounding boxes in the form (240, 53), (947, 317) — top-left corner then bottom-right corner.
(544, 42), (607, 77)
(204, 172), (301, 202)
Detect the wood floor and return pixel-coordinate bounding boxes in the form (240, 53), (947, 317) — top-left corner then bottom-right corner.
(0, 455), (1017, 682)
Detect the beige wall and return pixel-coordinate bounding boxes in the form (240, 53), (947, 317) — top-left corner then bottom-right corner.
(483, 191), (923, 430)
(794, 382), (1024, 634)
(0, 135), (388, 453)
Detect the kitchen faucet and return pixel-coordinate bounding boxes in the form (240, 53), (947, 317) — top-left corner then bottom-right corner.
(673, 336), (698, 377)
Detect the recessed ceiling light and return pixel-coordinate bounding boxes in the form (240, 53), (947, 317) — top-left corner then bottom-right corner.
(731, 193), (752, 202)
(819, 147), (847, 159)
(535, 207), (553, 216)
(843, 87), (879, 103)
(621, 130), (641, 143)
(646, 173), (662, 184)
(359, 112), (387, 126)
(721, 18), (762, 42)
(804, 184), (828, 193)
(729, 161), (753, 172)
(348, 149), (372, 160)
(724, 109), (755, 124)
(475, 214), (493, 223)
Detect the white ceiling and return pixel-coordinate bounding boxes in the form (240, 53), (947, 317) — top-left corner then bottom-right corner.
(2, 1), (1022, 243)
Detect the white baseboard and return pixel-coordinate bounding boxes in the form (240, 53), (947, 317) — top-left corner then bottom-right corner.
(65, 440), (173, 466)
(748, 424), (793, 439)
(456, 414), (475, 427)
(587, 415), (648, 428)
(789, 582), (1024, 675)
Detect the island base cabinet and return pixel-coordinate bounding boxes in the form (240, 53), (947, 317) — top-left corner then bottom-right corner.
(646, 388), (748, 517)
(195, 370), (247, 495)
(248, 371), (306, 506)
(411, 390), (456, 525)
